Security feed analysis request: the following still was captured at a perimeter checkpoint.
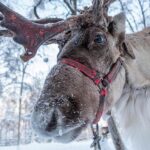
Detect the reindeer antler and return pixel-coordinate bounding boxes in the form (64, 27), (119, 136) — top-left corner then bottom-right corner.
(0, 1), (115, 61)
(92, 0), (115, 26)
(0, 2), (71, 62)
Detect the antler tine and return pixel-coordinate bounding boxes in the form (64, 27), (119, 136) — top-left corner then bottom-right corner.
(92, 0), (104, 23)
(0, 2), (71, 62)
(92, 0), (103, 21)
(0, 17), (64, 37)
(33, 18), (63, 24)
(92, 0), (102, 14)
(103, 0), (116, 14)
(0, 29), (13, 37)
(92, 0), (115, 26)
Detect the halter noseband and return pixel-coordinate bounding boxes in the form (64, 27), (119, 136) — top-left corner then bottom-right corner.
(61, 57), (123, 124)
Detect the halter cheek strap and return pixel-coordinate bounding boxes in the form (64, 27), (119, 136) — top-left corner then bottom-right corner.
(61, 57), (123, 124)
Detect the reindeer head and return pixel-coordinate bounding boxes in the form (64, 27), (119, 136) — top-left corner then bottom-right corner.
(0, 0), (134, 143)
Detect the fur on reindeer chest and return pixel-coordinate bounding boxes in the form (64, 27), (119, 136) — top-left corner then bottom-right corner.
(114, 85), (150, 150)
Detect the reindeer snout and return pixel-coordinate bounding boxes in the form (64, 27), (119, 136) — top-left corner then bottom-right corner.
(31, 96), (79, 139)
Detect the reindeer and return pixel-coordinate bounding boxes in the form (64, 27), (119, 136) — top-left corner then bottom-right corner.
(0, 0), (150, 150)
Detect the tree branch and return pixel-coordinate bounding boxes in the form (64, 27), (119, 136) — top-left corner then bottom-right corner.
(137, 0), (146, 28)
(33, 0), (43, 19)
(0, 29), (13, 37)
(125, 5), (138, 31)
(72, 0), (77, 14)
(64, 0), (76, 15)
(118, 0), (135, 32)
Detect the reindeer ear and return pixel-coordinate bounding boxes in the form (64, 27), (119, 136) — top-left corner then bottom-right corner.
(108, 12), (126, 38)
(121, 42), (135, 59)
(108, 13), (135, 59)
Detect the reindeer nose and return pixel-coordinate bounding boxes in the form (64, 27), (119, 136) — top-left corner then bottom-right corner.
(31, 105), (63, 138)
(31, 95), (77, 138)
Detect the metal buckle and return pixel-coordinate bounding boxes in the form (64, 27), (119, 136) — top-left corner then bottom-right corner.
(102, 78), (110, 88)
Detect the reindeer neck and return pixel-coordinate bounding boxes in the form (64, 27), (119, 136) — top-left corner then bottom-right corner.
(124, 30), (150, 89)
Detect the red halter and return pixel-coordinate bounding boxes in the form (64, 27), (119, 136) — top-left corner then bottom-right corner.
(61, 58), (123, 124)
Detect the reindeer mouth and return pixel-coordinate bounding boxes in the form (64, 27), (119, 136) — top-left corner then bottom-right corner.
(55, 128), (83, 143)
(53, 123), (87, 143)
(31, 107), (88, 143)
(34, 121), (87, 143)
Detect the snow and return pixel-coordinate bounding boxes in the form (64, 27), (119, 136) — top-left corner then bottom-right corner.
(0, 139), (115, 150)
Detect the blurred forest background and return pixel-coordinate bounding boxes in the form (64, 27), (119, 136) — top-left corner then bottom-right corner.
(0, 0), (150, 146)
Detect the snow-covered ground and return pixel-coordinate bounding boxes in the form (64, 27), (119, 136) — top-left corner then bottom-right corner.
(0, 139), (115, 150)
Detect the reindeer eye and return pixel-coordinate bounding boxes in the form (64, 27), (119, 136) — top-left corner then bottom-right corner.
(94, 34), (106, 45)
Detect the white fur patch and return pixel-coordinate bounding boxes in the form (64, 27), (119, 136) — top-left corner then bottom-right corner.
(114, 87), (150, 150)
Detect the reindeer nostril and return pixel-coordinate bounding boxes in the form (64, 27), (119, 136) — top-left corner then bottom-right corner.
(68, 96), (74, 101)
(0, 15), (3, 21)
(46, 109), (58, 132)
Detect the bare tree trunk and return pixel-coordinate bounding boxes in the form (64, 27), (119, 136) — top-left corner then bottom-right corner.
(118, 0), (135, 32)
(107, 115), (126, 150)
(17, 63), (28, 146)
(64, 0), (77, 15)
(137, 0), (146, 28)
(72, 0), (77, 14)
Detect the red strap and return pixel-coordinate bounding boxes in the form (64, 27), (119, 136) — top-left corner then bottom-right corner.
(61, 57), (123, 125)
(92, 91), (106, 124)
(93, 109), (103, 124)
(106, 58), (122, 83)
(100, 88), (108, 96)
(61, 58), (97, 79)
